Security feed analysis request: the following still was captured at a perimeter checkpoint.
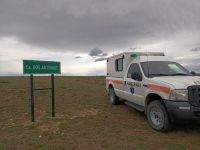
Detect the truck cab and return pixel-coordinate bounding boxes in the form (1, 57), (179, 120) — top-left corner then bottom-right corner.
(106, 52), (200, 131)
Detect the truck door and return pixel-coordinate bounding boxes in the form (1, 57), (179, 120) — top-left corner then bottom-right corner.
(124, 63), (145, 105)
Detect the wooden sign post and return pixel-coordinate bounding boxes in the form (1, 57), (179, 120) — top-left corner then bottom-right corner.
(23, 60), (61, 122)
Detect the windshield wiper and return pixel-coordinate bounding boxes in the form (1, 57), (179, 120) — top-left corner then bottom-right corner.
(149, 73), (189, 77)
(170, 73), (189, 76)
(148, 73), (171, 76)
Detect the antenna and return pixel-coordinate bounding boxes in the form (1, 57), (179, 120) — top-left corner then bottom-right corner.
(146, 49), (150, 78)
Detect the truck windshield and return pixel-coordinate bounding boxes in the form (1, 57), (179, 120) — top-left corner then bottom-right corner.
(141, 61), (191, 78)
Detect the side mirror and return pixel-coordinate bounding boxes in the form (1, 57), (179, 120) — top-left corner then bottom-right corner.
(191, 71), (196, 76)
(131, 72), (142, 81)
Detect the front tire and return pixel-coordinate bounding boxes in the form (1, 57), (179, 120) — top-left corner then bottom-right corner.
(147, 100), (172, 131)
(109, 87), (119, 105)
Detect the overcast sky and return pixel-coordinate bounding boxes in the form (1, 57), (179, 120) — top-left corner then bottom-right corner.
(0, 0), (200, 76)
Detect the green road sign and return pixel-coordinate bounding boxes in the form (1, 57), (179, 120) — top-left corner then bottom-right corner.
(23, 60), (61, 74)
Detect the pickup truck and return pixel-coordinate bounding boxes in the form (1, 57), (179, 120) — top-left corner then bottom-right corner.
(106, 52), (200, 131)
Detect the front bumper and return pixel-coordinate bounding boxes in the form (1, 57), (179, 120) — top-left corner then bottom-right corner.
(164, 100), (200, 122)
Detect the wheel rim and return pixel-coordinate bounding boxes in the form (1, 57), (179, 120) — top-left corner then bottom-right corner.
(110, 89), (114, 103)
(150, 106), (164, 127)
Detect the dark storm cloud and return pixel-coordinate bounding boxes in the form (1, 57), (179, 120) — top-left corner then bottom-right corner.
(74, 56), (82, 59)
(190, 47), (200, 52)
(94, 57), (107, 62)
(0, 0), (200, 52)
(89, 48), (107, 57)
(89, 48), (108, 62)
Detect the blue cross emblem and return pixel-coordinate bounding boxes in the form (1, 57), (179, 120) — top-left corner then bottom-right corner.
(130, 87), (134, 94)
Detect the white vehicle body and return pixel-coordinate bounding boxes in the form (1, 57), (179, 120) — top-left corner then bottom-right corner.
(106, 52), (200, 131)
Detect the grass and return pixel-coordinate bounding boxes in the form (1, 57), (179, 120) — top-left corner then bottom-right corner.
(0, 76), (200, 150)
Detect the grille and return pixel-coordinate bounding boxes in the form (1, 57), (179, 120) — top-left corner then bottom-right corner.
(188, 85), (200, 107)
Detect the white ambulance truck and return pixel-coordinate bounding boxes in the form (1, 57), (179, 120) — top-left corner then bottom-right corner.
(106, 52), (200, 131)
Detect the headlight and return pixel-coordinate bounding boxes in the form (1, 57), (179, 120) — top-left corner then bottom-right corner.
(169, 89), (188, 101)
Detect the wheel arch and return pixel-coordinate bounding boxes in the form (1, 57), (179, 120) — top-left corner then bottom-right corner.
(108, 81), (116, 91)
(144, 93), (164, 114)
(109, 84), (114, 89)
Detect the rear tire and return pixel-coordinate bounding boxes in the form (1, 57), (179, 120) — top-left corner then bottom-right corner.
(109, 87), (119, 105)
(147, 100), (172, 132)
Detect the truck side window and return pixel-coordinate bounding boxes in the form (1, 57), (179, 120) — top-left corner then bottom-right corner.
(115, 58), (123, 71)
(127, 63), (142, 78)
